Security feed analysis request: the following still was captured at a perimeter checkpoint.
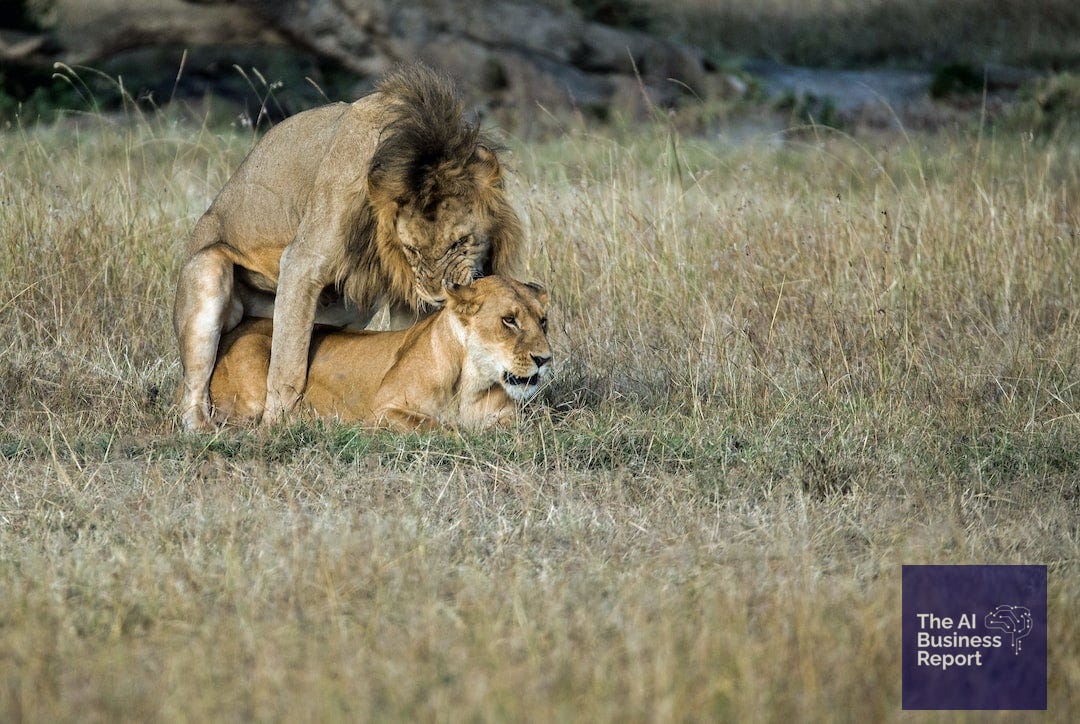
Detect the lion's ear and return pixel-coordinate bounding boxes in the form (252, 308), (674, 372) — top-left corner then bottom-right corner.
(470, 144), (501, 186)
(368, 160), (406, 208)
(483, 199), (524, 276)
(524, 281), (550, 306)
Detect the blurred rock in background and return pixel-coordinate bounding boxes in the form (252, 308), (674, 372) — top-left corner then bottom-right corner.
(0, 0), (744, 130)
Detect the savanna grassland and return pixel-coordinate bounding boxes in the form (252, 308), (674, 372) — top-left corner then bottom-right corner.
(1, 106), (1079, 721)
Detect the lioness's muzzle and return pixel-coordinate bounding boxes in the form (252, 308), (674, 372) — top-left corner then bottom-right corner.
(504, 371), (542, 387)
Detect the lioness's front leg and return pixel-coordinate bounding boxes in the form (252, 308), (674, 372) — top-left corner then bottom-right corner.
(376, 405), (442, 432)
(262, 243), (330, 426)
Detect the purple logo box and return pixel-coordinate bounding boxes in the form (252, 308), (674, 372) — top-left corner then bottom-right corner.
(902, 565), (1046, 710)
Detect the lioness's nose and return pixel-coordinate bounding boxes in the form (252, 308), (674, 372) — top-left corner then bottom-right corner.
(531, 354), (551, 369)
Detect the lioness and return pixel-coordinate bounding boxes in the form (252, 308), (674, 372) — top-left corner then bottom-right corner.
(208, 276), (552, 431)
(174, 63), (523, 431)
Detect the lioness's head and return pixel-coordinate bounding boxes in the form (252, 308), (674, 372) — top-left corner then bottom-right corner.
(444, 276), (553, 402)
(365, 65), (522, 310)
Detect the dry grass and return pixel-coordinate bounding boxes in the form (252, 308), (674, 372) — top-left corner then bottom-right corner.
(1, 111), (1079, 720)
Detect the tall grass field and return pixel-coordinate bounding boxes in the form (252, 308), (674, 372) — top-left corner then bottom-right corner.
(1, 105), (1078, 720)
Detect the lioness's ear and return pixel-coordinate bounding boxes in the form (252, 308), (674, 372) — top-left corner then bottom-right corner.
(524, 281), (550, 306)
(443, 280), (481, 316)
(443, 280), (464, 300)
(470, 144), (501, 186)
(443, 279), (476, 304)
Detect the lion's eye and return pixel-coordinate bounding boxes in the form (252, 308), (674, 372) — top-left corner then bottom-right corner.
(540, 317), (548, 332)
(502, 315), (518, 329)
(451, 235), (470, 251)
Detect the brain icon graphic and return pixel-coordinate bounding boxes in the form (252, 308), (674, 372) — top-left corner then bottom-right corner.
(985, 605), (1033, 654)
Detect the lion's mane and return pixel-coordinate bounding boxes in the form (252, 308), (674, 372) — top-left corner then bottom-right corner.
(336, 64), (522, 312)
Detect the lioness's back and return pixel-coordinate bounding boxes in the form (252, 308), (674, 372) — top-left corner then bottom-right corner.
(210, 317), (423, 422)
(299, 325), (416, 419)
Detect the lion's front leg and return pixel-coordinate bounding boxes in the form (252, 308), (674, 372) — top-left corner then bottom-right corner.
(262, 244), (327, 426)
(174, 244), (242, 431)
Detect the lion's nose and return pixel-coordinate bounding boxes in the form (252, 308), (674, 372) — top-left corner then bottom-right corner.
(531, 354), (551, 369)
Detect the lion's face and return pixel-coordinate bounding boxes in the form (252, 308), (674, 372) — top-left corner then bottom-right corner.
(446, 276), (553, 402)
(395, 197), (492, 306)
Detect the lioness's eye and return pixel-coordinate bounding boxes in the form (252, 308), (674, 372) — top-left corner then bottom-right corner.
(451, 235), (470, 251)
(502, 315), (518, 328)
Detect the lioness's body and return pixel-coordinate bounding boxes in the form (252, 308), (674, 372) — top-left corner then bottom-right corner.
(174, 64), (522, 431)
(209, 276), (552, 431)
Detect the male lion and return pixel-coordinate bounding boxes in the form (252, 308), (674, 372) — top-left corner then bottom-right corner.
(174, 63), (523, 430)
(208, 276), (552, 431)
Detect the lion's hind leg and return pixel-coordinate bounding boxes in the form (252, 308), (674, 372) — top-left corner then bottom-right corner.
(174, 238), (243, 431)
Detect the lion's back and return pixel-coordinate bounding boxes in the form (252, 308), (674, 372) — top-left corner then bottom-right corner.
(207, 99), (388, 253)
